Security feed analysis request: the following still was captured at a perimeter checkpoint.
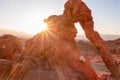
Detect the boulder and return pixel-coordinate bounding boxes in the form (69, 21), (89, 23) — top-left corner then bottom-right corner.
(0, 34), (23, 60)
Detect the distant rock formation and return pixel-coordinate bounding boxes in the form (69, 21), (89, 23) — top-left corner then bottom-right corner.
(76, 38), (120, 55)
(0, 34), (23, 60)
(106, 38), (120, 54)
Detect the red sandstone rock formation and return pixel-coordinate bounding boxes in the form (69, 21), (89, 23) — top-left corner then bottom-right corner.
(0, 59), (13, 77)
(0, 0), (119, 80)
(0, 34), (23, 60)
(0, 34), (24, 79)
(63, 0), (120, 79)
(23, 14), (99, 80)
(23, 32), (90, 80)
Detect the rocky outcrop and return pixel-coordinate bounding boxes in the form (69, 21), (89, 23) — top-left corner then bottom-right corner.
(21, 0), (98, 80)
(22, 32), (88, 80)
(0, 34), (23, 60)
(0, 34), (24, 79)
(106, 38), (120, 54)
(0, 0), (119, 79)
(64, 0), (120, 79)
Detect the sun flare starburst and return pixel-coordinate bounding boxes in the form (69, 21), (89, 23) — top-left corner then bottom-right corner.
(39, 23), (48, 32)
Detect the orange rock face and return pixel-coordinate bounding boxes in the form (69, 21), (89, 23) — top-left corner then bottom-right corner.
(64, 0), (120, 79)
(23, 14), (98, 79)
(0, 0), (119, 79)
(0, 34), (23, 60)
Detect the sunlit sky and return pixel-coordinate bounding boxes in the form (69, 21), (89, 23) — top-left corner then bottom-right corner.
(0, 0), (120, 35)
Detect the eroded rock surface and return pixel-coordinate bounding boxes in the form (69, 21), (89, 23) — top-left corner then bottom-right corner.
(0, 34), (23, 60)
(22, 32), (88, 80)
(0, 0), (120, 80)
(64, 0), (120, 79)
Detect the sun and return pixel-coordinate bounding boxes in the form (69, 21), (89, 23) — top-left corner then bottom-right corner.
(39, 23), (48, 32)
(33, 23), (48, 34)
(24, 22), (48, 35)
(20, 17), (49, 35)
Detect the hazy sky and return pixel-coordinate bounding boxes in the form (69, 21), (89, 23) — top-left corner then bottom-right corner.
(0, 0), (120, 35)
